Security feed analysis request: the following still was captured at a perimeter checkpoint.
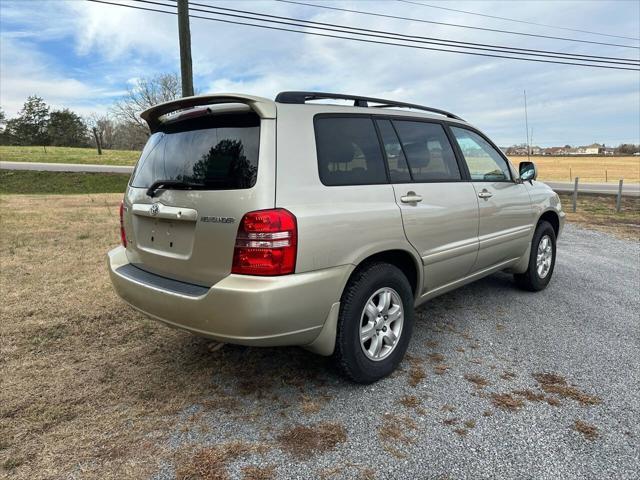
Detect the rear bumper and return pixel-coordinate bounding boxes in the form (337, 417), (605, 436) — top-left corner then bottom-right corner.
(107, 246), (351, 347)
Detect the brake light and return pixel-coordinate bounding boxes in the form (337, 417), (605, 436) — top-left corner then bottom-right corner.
(232, 209), (297, 276)
(119, 200), (127, 248)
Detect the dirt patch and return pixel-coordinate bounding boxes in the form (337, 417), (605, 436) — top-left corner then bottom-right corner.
(573, 420), (599, 440)
(491, 393), (525, 412)
(532, 372), (602, 406)
(277, 422), (347, 458)
(464, 374), (490, 389)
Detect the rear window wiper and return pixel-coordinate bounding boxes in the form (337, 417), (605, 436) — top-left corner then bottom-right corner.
(146, 180), (206, 197)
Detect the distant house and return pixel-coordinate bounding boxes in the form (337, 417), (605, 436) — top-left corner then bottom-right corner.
(582, 143), (604, 155)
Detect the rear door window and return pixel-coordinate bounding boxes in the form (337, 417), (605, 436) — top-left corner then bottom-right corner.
(392, 121), (462, 182)
(131, 112), (260, 190)
(314, 116), (388, 186)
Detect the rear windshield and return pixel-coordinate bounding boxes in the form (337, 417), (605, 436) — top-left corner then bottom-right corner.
(131, 112), (260, 190)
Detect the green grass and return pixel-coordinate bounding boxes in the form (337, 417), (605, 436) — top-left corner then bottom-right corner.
(0, 146), (140, 166)
(0, 170), (130, 194)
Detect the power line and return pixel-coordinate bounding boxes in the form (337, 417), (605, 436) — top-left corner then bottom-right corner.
(166, 0), (639, 65)
(397, 0), (640, 42)
(277, 0), (639, 50)
(85, 0), (640, 71)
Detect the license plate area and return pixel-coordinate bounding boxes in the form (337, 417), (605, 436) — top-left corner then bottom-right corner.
(134, 217), (196, 257)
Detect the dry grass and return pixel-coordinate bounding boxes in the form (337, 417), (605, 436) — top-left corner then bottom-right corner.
(500, 371), (517, 380)
(398, 395), (421, 409)
(509, 155), (640, 183)
(512, 389), (546, 402)
(428, 353), (445, 363)
(0, 194), (214, 478)
(559, 194), (640, 240)
(176, 442), (269, 480)
(242, 464), (277, 480)
(299, 393), (331, 415)
(573, 420), (599, 441)
(378, 414), (417, 446)
(276, 422), (347, 458)
(433, 364), (450, 375)
(405, 355), (426, 387)
(532, 373), (602, 406)
(491, 393), (525, 412)
(464, 374), (490, 389)
(0, 194), (331, 478)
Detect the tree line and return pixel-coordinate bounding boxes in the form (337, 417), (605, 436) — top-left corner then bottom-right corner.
(0, 73), (182, 152)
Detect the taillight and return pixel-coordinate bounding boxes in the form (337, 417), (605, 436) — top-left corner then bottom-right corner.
(119, 200), (127, 248)
(232, 209), (297, 276)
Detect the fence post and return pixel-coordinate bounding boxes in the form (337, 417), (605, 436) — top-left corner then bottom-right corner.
(569, 167), (572, 181)
(616, 179), (623, 213)
(572, 177), (579, 213)
(605, 170), (608, 183)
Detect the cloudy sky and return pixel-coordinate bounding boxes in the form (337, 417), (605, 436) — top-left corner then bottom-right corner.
(1, 0), (639, 147)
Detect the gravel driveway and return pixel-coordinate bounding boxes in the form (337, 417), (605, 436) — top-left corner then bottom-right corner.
(153, 224), (639, 479)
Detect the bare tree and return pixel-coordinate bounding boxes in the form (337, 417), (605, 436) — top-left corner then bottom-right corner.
(87, 113), (116, 150)
(112, 73), (181, 137)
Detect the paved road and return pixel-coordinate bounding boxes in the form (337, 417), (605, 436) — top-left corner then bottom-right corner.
(0, 161), (134, 174)
(149, 224), (639, 480)
(546, 181), (640, 197)
(2, 161), (639, 196)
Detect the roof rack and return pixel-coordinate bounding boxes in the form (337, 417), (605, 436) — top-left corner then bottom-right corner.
(275, 91), (464, 121)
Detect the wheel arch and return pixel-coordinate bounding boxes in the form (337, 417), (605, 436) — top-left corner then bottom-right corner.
(538, 209), (560, 237)
(346, 248), (422, 299)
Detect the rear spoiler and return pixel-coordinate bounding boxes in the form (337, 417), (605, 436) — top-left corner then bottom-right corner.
(140, 93), (277, 132)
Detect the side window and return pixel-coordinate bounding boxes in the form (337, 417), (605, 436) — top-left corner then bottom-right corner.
(393, 121), (462, 181)
(375, 119), (412, 183)
(315, 117), (388, 186)
(450, 127), (511, 181)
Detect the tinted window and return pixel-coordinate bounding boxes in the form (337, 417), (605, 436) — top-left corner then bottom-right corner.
(315, 117), (388, 186)
(450, 127), (511, 181)
(131, 112), (260, 189)
(376, 119), (412, 183)
(393, 121), (461, 181)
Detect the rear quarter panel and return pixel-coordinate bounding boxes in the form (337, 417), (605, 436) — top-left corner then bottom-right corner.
(274, 104), (420, 280)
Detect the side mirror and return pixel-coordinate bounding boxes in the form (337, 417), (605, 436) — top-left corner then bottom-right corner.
(519, 161), (537, 182)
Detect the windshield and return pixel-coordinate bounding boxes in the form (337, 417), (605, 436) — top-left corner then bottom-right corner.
(131, 112), (260, 190)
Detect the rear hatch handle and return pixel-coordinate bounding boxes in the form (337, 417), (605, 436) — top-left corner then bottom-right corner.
(132, 203), (198, 222)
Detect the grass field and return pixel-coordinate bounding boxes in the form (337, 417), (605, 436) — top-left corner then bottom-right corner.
(510, 155), (640, 183)
(0, 145), (139, 166)
(0, 170), (130, 194)
(1, 146), (639, 183)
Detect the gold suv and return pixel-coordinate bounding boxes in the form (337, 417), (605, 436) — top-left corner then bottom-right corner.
(108, 92), (564, 383)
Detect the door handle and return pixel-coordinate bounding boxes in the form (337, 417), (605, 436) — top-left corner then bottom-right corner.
(401, 191), (423, 203)
(477, 189), (493, 199)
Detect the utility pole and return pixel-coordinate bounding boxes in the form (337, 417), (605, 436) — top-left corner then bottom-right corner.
(177, 0), (194, 97)
(524, 90), (530, 162)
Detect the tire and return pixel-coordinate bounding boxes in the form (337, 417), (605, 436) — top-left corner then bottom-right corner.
(333, 262), (414, 384)
(514, 220), (556, 291)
